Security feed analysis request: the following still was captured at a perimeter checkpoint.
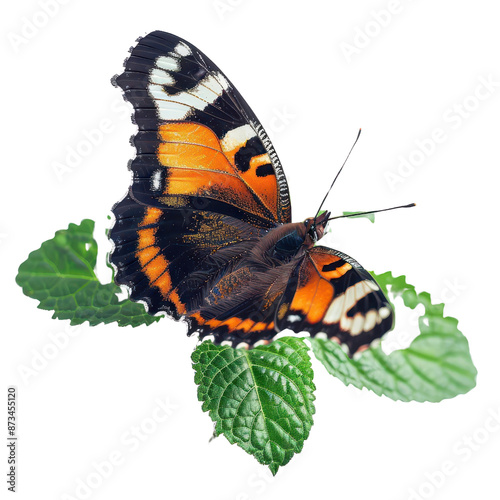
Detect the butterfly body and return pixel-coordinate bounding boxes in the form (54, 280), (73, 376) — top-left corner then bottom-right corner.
(110, 31), (394, 356)
(192, 217), (324, 320)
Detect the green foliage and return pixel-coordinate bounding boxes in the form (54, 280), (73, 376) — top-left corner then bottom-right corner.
(192, 337), (315, 475)
(311, 272), (477, 402)
(342, 211), (375, 222)
(16, 220), (159, 327)
(16, 220), (477, 472)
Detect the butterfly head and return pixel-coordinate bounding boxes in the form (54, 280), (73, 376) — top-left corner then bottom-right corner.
(305, 211), (331, 244)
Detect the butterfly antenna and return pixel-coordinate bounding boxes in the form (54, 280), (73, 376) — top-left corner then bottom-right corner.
(314, 128), (362, 223)
(328, 203), (416, 221)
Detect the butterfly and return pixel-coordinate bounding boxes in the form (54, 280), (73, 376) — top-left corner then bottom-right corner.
(109, 31), (395, 357)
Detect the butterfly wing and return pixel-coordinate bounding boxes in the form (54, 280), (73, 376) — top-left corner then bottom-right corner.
(110, 194), (268, 318)
(113, 31), (291, 226)
(186, 256), (298, 347)
(110, 32), (291, 321)
(275, 246), (394, 357)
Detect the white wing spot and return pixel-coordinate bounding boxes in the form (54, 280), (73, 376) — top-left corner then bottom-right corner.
(324, 279), (375, 325)
(151, 169), (162, 191)
(174, 42), (191, 56)
(350, 313), (365, 336)
(379, 307), (391, 319)
(156, 55), (181, 71)
(148, 55), (227, 120)
(363, 309), (378, 332)
(324, 279), (390, 337)
(221, 124), (257, 152)
(150, 68), (175, 86)
(217, 73), (230, 90)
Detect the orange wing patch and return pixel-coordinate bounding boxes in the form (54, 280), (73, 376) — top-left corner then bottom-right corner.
(289, 266), (333, 324)
(156, 122), (279, 222)
(189, 312), (275, 341)
(276, 246), (395, 356)
(135, 207), (186, 315)
(288, 254), (352, 324)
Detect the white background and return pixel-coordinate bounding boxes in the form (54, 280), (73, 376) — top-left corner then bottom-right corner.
(2, 0), (499, 499)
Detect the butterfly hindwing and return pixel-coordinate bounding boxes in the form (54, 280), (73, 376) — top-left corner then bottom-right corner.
(110, 193), (270, 318)
(276, 246), (394, 356)
(187, 254), (298, 347)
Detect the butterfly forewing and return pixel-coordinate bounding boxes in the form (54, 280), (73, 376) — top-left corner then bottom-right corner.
(113, 31), (291, 226)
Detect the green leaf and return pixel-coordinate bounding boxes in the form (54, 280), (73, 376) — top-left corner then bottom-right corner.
(342, 211), (375, 223)
(311, 272), (477, 402)
(192, 337), (315, 475)
(16, 219), (159, 327)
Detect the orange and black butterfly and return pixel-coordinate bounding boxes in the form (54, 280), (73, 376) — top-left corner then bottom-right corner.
(109, 31), (395, 357)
